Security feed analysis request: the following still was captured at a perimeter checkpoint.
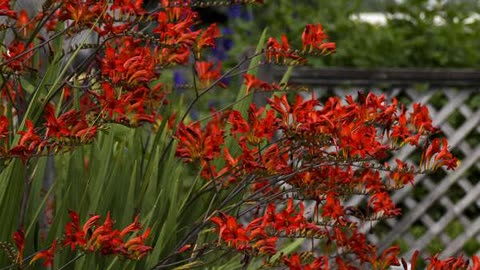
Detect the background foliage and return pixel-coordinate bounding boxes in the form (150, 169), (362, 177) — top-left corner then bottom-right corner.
(228, 0), (480, 68)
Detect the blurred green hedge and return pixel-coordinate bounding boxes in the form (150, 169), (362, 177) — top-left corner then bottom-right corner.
(229, 0), (480, 68)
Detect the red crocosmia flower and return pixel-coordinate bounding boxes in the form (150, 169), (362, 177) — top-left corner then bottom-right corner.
(309, 255), (329, 270)
(194, 23), (220, 58)
(64, 210), (85, 250)
(269, 94), (322, 135)
(96, 13), (131, 35)
(302, 24), (329, 52)
(175, 122), (204, 162)
(195, 61), (226, 88)
(339, 124), (384, 158)
(421, 138), (441, 170)
(43, 10), (60, 32)
(88, 212), (116, 249)
(175, 115), (224, 164)
(2, 41), (33, 72)
(100, 46), (121, 82)
(100, 38), (156, 87)
(247, 105), (277, 143)
(283, 253), (303, 270)
(390, 159), (415, 186)
(335, 256), (358, 270)
(410, 103), (436, 133)
(266, 35), (305, 64)
(216, 147), (239, 183)
(16, 10), (31, 37)
(124, 227), (152, 259)
(322, 192), (345, 220)
(120, 215), (142, 238)
(261, 199), (315, 236)
(229, 104), (277, 145)
(276, 199), (306, 234)
(59, 0), (104, 25)
(71, 121), (98, 142)
(252, 236), (277, 255)
(13, 228), (25, 265)
(124, 53), (156, 85)
(283, 253), (328, 270)
(92, 82), (128, 120)
(82, 214), (102, 235)
(63, 210), (101, 251)
(64, 211), (151, 260)
(111, 0), (145, 16)
(280, 34), (290, 52)
(471, 255), (480, 270)
(426, 254), (469, 270)
(391, 108), (411, 142)
(433, 138), (458, 170)
(160, 0), (194, 22)
(243, 74), (274, 94)
(211, 213), (249, 250)
(0, 116), (9, 151)
(0, 0), (17, 18)
(178, 244), (192, 253)
(266, 37), (282, 63)
(267, 94), (291, 125)
(260, 144), (289, 175)
(44, 103), (71, 139)
(157, 45), (191, 65)
(369, 192), (401, 217)
(228, 111), (250, 136)
(10, 120), (43, 162)
(319, 42), (336, 54)
(167, 17), (200, 46)
(18, 120), (41, 147)
(30, 240), (57, 267)
(369, 246), (401, 269)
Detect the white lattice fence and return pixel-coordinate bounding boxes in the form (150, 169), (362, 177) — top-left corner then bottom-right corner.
(311, 87), (480, 258)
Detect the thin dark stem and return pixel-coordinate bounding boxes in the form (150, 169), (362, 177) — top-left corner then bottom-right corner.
(57, 253), (85, 270)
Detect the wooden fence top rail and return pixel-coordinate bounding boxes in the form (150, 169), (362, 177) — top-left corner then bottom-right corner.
(272, 67), (480, 87)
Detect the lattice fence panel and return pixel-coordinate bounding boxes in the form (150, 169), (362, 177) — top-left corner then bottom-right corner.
(309, 87), (480, 258)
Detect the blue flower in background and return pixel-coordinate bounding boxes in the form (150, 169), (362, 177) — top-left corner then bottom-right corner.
(173, 70), (188, 93)
(222, 27), (234, 51)
(227, 6), (242, 19)
(227, 5), (252, 21)
(240, 9), (252, 21)
(190, 108), (199, 120)
(207, 100), (220, 110)
(220, 76), (231, 87)
(223, 38), (234, 51)
(212, 44), (227, 60)
(211, 27), (235, 61)
(222, 27), (234, 36)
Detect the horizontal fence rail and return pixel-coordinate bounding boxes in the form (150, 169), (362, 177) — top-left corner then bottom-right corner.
(272, 67), (480, 87)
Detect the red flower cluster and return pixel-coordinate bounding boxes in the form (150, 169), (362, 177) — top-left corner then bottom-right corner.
(302, 24), (336, 54)
(10, 211), (151, 267)
(211, 199), (323, 256)
(0, 0), (227, 163)
(63, 211), (151, 260)
(266, 24), (336, 65)
(0, 0), (470, 268)
(243, 74), (277, 94)
(181, 92), (462, 268)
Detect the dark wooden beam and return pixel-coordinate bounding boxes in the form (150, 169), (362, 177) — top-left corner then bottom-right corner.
(272, 67), (480, 87)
